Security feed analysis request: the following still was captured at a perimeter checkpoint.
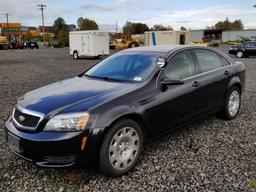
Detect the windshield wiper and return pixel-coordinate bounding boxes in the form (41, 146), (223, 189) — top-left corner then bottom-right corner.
(84, 74), (125, 82)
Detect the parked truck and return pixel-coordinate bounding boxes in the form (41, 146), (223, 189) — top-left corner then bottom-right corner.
(69, 31), (109, 59)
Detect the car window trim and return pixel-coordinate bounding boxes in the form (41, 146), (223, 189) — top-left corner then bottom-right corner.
(219, 55), (231, 67)
(183, 65), (230, 81)
(164, 47), (233, 81)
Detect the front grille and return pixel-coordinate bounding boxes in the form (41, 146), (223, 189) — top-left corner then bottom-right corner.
(13, 108), (40, 128)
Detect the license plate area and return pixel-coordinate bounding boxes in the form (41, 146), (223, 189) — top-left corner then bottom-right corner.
(7, 133), (23, 153)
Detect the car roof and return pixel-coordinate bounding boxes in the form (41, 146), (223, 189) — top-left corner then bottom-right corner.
(119, 45), (234, 63)
(121, 45), (193, 53)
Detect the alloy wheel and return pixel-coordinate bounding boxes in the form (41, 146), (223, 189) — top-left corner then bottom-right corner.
(108, 127), (140, 170)
(228, 90), (240, 117)
(237, 51), (243, 58)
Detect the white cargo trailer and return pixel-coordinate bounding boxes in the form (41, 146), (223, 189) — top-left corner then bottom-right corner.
(69, 31), (109, 59)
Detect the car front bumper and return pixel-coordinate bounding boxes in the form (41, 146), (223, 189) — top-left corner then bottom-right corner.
(5, 117), (104, 167)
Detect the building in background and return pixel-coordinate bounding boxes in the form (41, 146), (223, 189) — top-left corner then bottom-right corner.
(144, 31), (190, 46)
(190, 29), (227, 43)
(39, 25), (54, 38)
(0, 23), (22, 41)
(222, 29), (256, 42)
(20, 26), (40, 40)
(190, 29), (256, 43)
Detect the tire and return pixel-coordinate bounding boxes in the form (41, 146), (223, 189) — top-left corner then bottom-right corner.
(73, 51), (79, 60)
(128, 42), (139, 48)
(99, 119), (143, 177)
(236, 51), (244, 58)
(219, 86), (241, 120)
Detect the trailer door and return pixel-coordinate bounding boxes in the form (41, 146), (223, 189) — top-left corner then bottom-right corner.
(82, 34), (90, 55)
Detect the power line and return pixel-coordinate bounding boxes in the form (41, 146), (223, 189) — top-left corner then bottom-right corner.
(37, 4), (46, 43)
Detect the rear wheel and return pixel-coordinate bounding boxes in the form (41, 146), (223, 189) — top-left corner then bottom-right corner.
(219, 86), (241, 120)
(73, 51), (79, 59)
(236, 51), (244, 58)
(99, 119), (143, 177)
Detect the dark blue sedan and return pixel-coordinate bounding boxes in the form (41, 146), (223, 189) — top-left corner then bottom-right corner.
(5, 45), (245, 176)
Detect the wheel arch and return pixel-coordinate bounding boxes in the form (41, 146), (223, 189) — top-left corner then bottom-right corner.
(73, 50), (77, 54)
(228, 76), (242, 93)
(100, 112), (147, 142)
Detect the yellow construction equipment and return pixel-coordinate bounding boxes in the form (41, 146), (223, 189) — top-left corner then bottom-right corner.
(110, 35), (144, 50)
(0, 35), (8, 50)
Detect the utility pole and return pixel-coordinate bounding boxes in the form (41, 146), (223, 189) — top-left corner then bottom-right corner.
(116, 20), (118, 33)
(3, 13), (11, 39)
(37, 4), (46, 43)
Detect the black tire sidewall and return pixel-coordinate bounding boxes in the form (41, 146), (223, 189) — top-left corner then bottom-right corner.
(224, 86), (241, 120)
(99, 119), (143, 177)
(73, 52), (78, 59)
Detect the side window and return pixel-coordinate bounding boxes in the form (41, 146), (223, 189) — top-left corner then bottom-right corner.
(195, 49), (223, 73)
(244, 43), (250, 47)
(244, 42), (254, 47)
(165, 50), (196, 79)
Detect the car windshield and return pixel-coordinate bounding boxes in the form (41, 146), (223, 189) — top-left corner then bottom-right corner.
(85, 52), (162, 82)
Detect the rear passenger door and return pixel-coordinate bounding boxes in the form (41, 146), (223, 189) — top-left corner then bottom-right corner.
(192, 49), (231, 113)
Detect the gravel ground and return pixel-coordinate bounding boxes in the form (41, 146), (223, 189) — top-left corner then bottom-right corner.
(0, 46), (255, 192)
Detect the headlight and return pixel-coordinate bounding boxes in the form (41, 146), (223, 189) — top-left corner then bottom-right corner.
(44, 112), (89, 132)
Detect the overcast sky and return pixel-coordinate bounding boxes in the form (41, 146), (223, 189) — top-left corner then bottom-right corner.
(1, 0), (256, 31)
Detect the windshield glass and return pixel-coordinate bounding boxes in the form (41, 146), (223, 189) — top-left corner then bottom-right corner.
(85, 52), (162, 82)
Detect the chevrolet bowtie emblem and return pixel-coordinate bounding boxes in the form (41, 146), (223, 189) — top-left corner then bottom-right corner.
(18, 115), (25, 122)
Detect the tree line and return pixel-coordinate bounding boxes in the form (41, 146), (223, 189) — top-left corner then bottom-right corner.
(50, 17), (100, 46)
(50, 16), (244, 46)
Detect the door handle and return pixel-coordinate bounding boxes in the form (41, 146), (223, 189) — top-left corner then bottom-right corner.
(224, 70), (231, 77)
(192, 81), (200, 88)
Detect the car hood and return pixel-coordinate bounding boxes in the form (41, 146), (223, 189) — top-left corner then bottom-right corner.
(18, 76), (136, 115)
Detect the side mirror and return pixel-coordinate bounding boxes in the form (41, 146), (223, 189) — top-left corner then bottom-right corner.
(161, 76), (184, 86)
(157, 57), (167, 68)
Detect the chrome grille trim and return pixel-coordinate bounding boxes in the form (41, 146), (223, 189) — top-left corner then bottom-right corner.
(12, 105), (45, 131)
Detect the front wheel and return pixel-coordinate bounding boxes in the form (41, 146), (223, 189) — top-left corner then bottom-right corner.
(99, 119), (143, 177)
(236, 51), (244, 58)
(219, 86), (241, 120)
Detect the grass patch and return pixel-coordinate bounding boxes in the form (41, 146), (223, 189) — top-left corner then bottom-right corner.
(250, 179), (256, 189)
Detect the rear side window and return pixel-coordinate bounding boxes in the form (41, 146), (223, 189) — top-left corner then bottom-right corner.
(165, 50), (196, 79)
(194, 49), (223, 73)
(244, 42), (254, 47)
(220, 56), (231, 66)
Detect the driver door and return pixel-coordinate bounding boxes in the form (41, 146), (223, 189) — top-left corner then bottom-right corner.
(156, 50), (202, 132)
